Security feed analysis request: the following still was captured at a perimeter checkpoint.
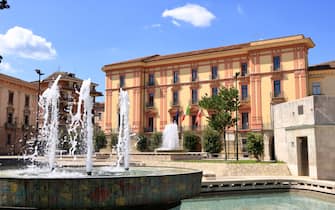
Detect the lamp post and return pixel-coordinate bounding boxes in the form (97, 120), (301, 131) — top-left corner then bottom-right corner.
(35, 69), (44, 148)
(235, 72), (240, 161)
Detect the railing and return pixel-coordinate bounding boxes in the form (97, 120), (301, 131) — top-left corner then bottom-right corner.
(170, 101), (180, 107)
(201, 178), (335, 195)
(209, 74), (220, 80)
(270, 91), (285, 99)
(147, 81), (155, 86)
(5, 122), (16, 129)
(270, 64), (283, 72)
(146, 102), (155, 108)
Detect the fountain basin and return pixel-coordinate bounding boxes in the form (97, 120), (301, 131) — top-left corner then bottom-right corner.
(0, 166), (202, 209)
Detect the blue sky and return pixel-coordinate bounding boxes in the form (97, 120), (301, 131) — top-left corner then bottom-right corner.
(0, 1), (334, 100)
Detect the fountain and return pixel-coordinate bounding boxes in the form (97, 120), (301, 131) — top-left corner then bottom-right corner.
(0, 82), (202, 209)
(156, 122), (184, 152)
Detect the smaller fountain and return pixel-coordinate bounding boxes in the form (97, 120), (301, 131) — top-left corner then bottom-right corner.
(156, 122), (183, 152)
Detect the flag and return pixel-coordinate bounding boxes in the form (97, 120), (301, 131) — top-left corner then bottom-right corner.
(174, 110), (179, 124)
(195, 109), (202, 125)
(181, 105), (190, 122)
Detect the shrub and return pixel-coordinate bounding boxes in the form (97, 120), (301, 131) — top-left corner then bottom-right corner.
(110, 132), (118, 149)
(246, 132), (264, 161)
(183, 131), (200, 152)
(94, 129), (107, 152)
(150, 132), (162, 151)
(202, 127), (222, 154)
(136, 134), (149, 152)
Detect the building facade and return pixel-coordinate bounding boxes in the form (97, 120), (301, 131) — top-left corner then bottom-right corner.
(103, 35), (314, 157)
(308, 60), (335, 96)
(0, 73), (38, 155)
(94, 102), (105, 131)
(273, 95), (335, 180)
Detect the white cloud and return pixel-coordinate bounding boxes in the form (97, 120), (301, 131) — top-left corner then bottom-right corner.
(0, 26), (56, 60)
(162, 4), (215, 27)
(172, 20), (181, 27)
(151, 24), (161, 28)
(0, 61), (18, 74)
(237, 4), (244, 15)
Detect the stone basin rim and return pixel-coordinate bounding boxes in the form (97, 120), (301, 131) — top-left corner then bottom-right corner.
(0, 166), (202, 179)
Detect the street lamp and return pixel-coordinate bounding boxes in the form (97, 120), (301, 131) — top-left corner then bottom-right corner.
(34, 69), (44, 148)
(235, 72), (240, 161)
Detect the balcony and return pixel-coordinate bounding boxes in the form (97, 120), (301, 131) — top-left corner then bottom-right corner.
(147, 81), (155, 87)
(146, 102), (155, 109)
(239, 96), (250, 108)
(270, 91), (286, 105)
(5, 122), (16, 130)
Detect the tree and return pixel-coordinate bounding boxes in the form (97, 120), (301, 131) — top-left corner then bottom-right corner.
(94, 129), (107, 152)
(199, 87), (239, 159)
(246, 132), (264, 161)
(150, 132), (162, 151)
(1, 1), (10, 63)
(110, 132), (118, 150)
(183, 131), (200, 152)
(136, 134), (149, 152)
(202, 127), (221, 154)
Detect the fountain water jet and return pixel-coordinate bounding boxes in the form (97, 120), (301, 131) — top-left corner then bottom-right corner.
(115, 88), (130, 170)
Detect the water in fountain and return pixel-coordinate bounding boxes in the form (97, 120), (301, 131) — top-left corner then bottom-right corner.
(115, 88), (130, 170)
(37, 74), (61, 170)
(158, 122), (180, 151)
(68, 79), (94, 174)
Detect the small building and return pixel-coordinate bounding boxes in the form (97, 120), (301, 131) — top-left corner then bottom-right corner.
(94, 102), (105, 131)
(0, 73), (38, 155)
(273, 95), (335, 180)
(308, 60), (335, 96)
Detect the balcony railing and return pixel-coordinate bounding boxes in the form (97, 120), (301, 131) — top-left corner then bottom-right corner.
(170, 101), (180, 107)
(147, 81), (155, 86)
(146, 102), (155, 108)
(5, 122), (16, 129)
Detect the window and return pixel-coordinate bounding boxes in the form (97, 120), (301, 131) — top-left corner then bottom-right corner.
(98, 112), (102, 120)
(192, 89), (198, 104)
(312, 82), (321, 95)
(7, 113), (13, 124)
(192, 68), (198, 81)
(191, 115), (197, 130)
(298, 105), (304, 115)
(8, 91), (14, 105)
(274, 80), (281, 97)
(148, 74), (155, 86)
(211, 66), (218, 79)
(242, 112), (249, 129)
(173, 91), (179, 105)
(212, 87), (218, 96)
(173, 114), (179, 125)
(119, 75), (125, 88)
(241, 63), (248, 76)
(148, 93), (154, 107)
(24, 115), (29, 126)
(241, 85), (248, 100)
(148, 117), (154, 132)
(7, 134), (11, 145)
(118, 112), (121, 128)
(273, 56), (281, 71)
(173, 71), (179, 83)
(25, 95), (30, 107)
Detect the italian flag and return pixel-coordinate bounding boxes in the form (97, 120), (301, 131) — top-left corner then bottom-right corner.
(181, 105), (190, 122)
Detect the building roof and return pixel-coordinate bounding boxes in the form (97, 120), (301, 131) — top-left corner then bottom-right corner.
(102, 34), (315, 71)
(309, 60), (335, 71)
(0, 73), (38, 90)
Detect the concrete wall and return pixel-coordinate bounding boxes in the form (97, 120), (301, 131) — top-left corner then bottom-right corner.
(274, 95), (335, 180)
(315, 126), (335, 180)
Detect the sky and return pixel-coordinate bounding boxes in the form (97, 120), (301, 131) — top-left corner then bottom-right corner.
(0, 1), (335, 101)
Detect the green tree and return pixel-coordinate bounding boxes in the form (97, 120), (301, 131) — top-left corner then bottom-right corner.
(110, 132), (118, 149)
(136, 134), (149, 152)
(150, 132), (162, 151)
(246, 132), (264, 161)
(199, 87), (239, 159)
(202, 127), (221, 154)
(94, 129), (107, 152)
(183, 131), (200, 152)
